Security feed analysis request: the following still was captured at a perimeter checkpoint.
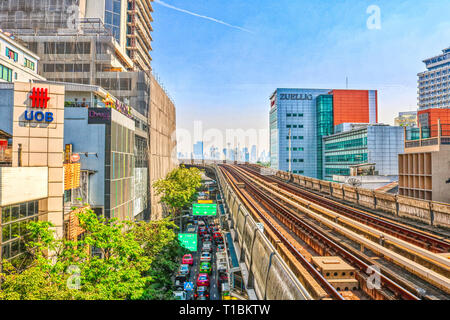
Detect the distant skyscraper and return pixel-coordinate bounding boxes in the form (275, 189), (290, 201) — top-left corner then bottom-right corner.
(250, 145), (257, 163)
(193, 141), (204, 160)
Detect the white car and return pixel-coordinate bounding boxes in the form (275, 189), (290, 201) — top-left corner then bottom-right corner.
(173, 291), (187, 300)
(200, 251), (212, 262)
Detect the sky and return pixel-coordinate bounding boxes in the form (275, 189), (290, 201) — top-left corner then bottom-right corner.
(150, 0), (450, 156)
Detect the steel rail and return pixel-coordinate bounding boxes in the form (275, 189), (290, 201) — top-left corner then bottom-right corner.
(219, 166), (345, 300)
(241, 165), (450, 253)
(222, 165), (421, 300)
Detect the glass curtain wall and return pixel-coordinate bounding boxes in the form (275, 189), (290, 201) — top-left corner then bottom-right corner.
(316, 95), (333, 179)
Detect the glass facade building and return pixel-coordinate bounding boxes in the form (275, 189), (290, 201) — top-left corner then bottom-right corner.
(270, 88), (378, 179)
(323, 125), (404, 181)
(270, 88), (331, 177)
(105, 0), (122, 44)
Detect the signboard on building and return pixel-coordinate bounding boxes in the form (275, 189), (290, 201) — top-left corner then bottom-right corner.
(64, 163), (81, 191)
(88, 108), (111, 124)
(178, 233), (198, 252)
(70, 153), (80, 163)
(25, 87), (54, 123)
(65, 144), (72, 163)
(192, 203), (217, 216)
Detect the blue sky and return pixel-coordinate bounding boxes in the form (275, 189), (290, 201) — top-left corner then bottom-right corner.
(151, 0), (450, 154)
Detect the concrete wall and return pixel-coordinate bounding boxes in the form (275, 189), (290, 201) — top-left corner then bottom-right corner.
(216, 165), (311, 300)
(13, 82), (65, 238)
(64, 108), (106, 208)
(431, 145), (450, 204)
(275, 169), (450, 229)
(148, 75), (177, 220)
(0, 167), (48, 206)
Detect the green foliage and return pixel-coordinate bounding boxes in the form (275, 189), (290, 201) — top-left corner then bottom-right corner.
(153, 166), (203, 213)
(0, 209), (184, 300)
(257, 161), (271, 168)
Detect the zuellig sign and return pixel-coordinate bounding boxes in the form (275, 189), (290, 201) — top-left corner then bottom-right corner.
(279, 93), (313, 101)
(25, 87), (54, 123)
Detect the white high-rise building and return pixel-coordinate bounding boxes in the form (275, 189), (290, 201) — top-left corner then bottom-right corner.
(418, 46), (450, 110)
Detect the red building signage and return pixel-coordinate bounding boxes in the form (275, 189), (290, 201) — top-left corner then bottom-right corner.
(25, 87), (54, 123)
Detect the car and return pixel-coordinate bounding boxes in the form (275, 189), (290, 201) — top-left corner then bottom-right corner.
(216, 244), (225, 252)
(174, 279), (184, 291)
(213, 232), (224, 244)
(199, 227), (208, 237)
(182, 254), (194, 265)
(218, 271), (228, 286)
(175, 274), (187, 283)
(202, 234), (212, 242)
(202, 243), (212, 253)
(173, 291), (188, 300)
(212, 226), (220, 233)
(199, 261), (212, 274)
(200, 251), (211, 262)
(178, 264), (190, 276)
(196, 273), (210, 287)
(194, 286), (210, 300)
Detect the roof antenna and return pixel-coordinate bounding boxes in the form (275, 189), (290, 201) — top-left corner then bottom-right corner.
(346, 76), (349, 89)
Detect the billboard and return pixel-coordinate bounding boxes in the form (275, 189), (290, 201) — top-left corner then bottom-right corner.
(178, 233), (198, 252)
(192, 203), (217, 216)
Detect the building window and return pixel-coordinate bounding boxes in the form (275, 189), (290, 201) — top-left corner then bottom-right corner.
(24, 58), (35, 71)
(0, 64), (13, 82)
(1, 200), (39, 261)
(105, 0), (122, 44)
(5, 47), (18, 62)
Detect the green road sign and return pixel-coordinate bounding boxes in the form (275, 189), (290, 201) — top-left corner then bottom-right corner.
(192, 203), (217, 216)
(178, 233), (198, 252)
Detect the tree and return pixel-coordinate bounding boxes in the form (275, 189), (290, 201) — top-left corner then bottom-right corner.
(0, 208), (173, 300)
(133, 218), (188, 300)
(153, 166), (203, 215)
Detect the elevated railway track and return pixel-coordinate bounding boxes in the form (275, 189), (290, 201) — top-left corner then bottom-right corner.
(218, 164), (450, 300)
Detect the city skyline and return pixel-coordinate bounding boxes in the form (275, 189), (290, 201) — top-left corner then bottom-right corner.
(151, 0), (450, 154)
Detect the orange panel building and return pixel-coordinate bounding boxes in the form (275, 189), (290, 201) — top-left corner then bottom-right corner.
(330, 90), (378, 126)
(418, 108), (450, 137)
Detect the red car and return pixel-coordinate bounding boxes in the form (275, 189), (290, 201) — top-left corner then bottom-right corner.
(199, 227), (208, 237)
(196, 273), (210, 287)
(213, 232), (223, 241)
(182, 254), (194, 265)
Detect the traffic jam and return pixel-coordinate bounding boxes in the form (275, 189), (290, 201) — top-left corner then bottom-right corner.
(173, 183), (232, 301)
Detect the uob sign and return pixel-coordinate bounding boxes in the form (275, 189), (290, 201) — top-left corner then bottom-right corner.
(25, 87), (54, 123)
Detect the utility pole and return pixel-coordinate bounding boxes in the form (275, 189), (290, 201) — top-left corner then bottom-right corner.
(288, 128), (292, 174)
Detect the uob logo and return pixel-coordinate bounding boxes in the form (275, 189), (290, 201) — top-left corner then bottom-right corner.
(25, 87), (54, 123)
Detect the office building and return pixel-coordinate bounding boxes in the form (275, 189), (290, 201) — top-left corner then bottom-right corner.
(60, 82), (140, 221)
(270, 88), (378, 179)
(323, 124), (404, 181)
(0, 0), (154, 73)
(0, 31), (45, 83)
(417, 108), (450, 137)
(418, 46), (450, 110)
(399, 122), (450, 202)
(0, 1), (177, 220)
(394, 111), (418, 127)
(0, 81), (66, 264)
(250, 145), (257, 163)
(193, 141), (203, 160)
